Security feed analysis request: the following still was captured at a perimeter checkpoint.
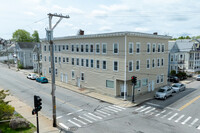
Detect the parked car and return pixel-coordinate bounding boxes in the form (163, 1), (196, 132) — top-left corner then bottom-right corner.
(196, 75), (200, 81)
(27, 73), (37, 80)
(36, 77), (48, 83)
(154, 86), (173, 100)
(168, 76), (179, 83)
(171, 83), (186, 93)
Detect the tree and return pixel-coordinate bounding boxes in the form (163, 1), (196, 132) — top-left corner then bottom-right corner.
(32, 30), (40, 43)
(12, 29), (33, 42)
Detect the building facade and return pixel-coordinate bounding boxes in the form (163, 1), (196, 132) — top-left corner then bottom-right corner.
(41, 32), (170, 98)
(32, 44), (42, 73)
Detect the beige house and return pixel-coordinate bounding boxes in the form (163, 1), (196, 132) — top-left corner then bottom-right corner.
(41, 32), (171, 99)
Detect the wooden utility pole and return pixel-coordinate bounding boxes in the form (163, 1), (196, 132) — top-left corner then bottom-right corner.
(47, 13), (69, 127)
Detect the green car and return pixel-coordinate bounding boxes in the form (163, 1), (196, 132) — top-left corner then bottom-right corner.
(36, 77), (48, 83)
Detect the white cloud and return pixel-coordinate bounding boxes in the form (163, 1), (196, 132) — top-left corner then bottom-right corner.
(99, 26), (112, 32)
(99, 4), (130, 12)
(24, 12), (36, 16)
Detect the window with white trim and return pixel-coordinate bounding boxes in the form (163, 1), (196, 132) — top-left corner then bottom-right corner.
(63, 57), (65, 63)
(135, 80), (141, 88)
(90, 44), (94, 53)
(157, 75), (160, 83)
(66, 57), (69, 63)
(76, 44), (79, 52)
(58, 45), (61, 51)
(153, 43), (156, 53)
(48, 45), (50, 51)
(147, 59), (150, 69)
(96, 43), (100, 54)
(129, 61), (133, 72)
(81, 44), (84, 52)
(158, 43), (161, 52)
(55, 57), (57, 63)
(91, 59), (94, 68)
(162, 44), (165, 52)
(55, 68), (58, 75)
(72, 58), (74, 65)
(96, 60), (100, 69)
(147, 43), (151, 53)
(106, 80), (114, 88)
(49, 56), (51, 62)
(129, 42), (133, 54)
(44, 45), (46, 51)
(81, 73), (84, 81)
(113, 61), (118, 71)
(136, 60), (140, 70)
(102, 43), (107, 54)
(44, 56), (46, 62)
(71, 44), (74, 52)
(71, 70), (75, 79)
(161, 58), (164, 66)
(103, 61), (107, 70)
(55, 45), (57, 51)
(63, 45), (65, 50)
(81, 59), (84, 66)
(136, 42), (140, 54)
(160, 75), (164, 83)
(86, 59), (89, 67)
(76, 58), (79, 66)
(59, 57), (61, 63)
(142, 78), (148, 86)
(49, 67), (51, 73)
(66, 45), (69, 51)
(113, 43), (119, 54)
(86, 44), (89, 53)
(157, 58), (160, 67)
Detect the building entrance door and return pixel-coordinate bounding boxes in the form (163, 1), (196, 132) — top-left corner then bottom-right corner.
(120, 84), (127, 96)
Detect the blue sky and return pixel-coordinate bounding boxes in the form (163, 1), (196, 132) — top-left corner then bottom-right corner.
(1, 0), (200, 39)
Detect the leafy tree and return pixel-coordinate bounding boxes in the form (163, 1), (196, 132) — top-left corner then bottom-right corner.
(32, 30), (40, 43)
(12, 29), (33, 42)
(170, 70), (176, 76)
(0, 90), (14, 120)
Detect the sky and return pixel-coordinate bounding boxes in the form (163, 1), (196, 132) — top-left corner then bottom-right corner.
(1, 0), (200, 40)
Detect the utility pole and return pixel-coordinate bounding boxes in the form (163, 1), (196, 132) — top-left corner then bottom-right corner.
(47, 13), (69, 127)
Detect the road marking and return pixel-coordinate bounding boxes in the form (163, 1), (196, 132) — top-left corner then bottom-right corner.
(179, 95), (200, 111)
(68, 120), (81, 127)
(146, 102), (161, 107)
(135, 105), (146, 111)
(88, 113), (102, 119)
(59, 123), (69, 130)
(189, 118), (199, 127)
(97, 110), (111, 116)
(181, 116), (192, 125)
(155, 110), (166, 117)
(113, 105), (126, 110)
(168, 113), (178, 121)
(73, 118), (87, 125)
(175, 115), (185, 123)
(67, 109), (83, 116)
(161, 111), (172, 118)
(84, 114), (97, 121)
(139, 106), (151, 112)
(197, 125), (200, 130)
(94, 112), (107, 117)
(78, 116), (93, 123)
(108, 106), (122, 111)
(57, 116), (63, 119)
(145, 108), (155, 114)
(104, 107), (118, 112)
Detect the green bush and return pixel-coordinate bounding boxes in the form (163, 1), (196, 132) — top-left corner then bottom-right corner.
(170, 70), (176, 76)
(18, 63), (23, 69)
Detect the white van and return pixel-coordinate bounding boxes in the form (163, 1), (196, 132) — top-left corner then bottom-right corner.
(27, 73), (37, 80)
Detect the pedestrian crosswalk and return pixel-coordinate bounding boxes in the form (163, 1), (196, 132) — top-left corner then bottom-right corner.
(134, 105), (200, 130)
(59, 105), (126, 130)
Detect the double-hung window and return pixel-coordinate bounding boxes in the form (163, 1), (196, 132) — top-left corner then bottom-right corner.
(90, 44), (94, 53)
(96, 60), (100, 69)
(129, 61), (133, 72)
(147, 59), (150, 69)
(72, 58), (74, 65)
(102, 43), (107, 54)
(86, 44), (89, 53)
(158, 43), (161, 52)
(55, 57), (57, 63)
(44, 45), (46, 51)
(152, 59), (155, 68)
(81, 44), (84, 52)
(71, 44), (74, 52)
(81, 59), (84, 66)
(76, 58), (79, 65)
(113, 61), (118, 71)
(162, 44), (165, 52)
(113, 43), (119, 54)
(86, 59), (89, 67)
(160, 75), (164, 83)
(81, 73), (84, 81)
(129, 42), (133, 54)
(63, 45), (65, 50)
(136, 43), (140, 54)
(58, 45), (61, 51)
(152, 43), (156, 53)
(71, 70), (75, 79)
(66, 57), (69, 63)
(147, 43), (151, 53)
(76, 44), (79, 52)
(96, 43), (100, 54)
(136, 60), (140, 70)
(66, 45), (69, 51)
(157, 58), (160, 67)
(161, 58), (164, 66)
(63, 57), (65, 63)
(54, 45), (57, 51)
(103, 61), (107, 70)
(90, 59), (94, 68)
(59, 57), (61, 64)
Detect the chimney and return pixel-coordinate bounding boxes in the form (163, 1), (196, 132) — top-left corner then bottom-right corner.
(77, 29), (84, 35)
(153, 32), (158, 35)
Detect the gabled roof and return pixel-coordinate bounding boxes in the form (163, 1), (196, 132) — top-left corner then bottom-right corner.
(175, 39), (194, 52)
(17, 42), (36, 50)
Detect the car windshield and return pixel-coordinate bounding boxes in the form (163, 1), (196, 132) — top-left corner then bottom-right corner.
(198, 75), (200, 77)
(172, 84), (179, 87)
(158, 89), (166, 92)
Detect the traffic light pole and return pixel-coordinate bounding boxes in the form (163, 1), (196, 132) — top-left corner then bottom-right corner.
(36, 111), (39, 133)
(132, 84), (135, 103)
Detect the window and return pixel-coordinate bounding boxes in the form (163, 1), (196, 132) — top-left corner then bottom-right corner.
(81, 59), (84, 66)
(49, 67), (51, 73)
(55, 68), (58, 75)
(90, 44), (94, 53)
(90, 59), (94, 68)
(113, 43), (119, 54)
(129, 42), (133, 54)
(162, 44), (165, 52)
(86, 59), (89, 67)
(136, 60), (140, 70)
(96, 60), (100, 69)
(58, 45), (61, 51)
(136, 42), (140, 53)
(157, 75), (160, 83)
(157, 58), (160, 67)
(161, 58), (164, 66)
(54, 45), (57, 51)
(86, 44), (89, 52)
(76, 44), (79, 52)
(96, 43), (100, 54)
(171, 55), (174, 61)
(66, 57), (69, 63)
(103, 61), (107, 70)
(81, 44), (84, 52)
(63, 57), (65, 63)
(59, 57), (61, 63)
(135, 80), (141, 88)
(158, 44), (161, 52)
(106, 80), (114, 88)
(63, 45), (65, 50)
(71, 44), (74, 52)
(72, 58), (74, 65)
(55, 57), (57, 63)
(44, 45), (46, 51)
(147, 59), (150, 69)
(102, 43), (107, 54)
(81, 73), (84, 81)
(49, 45), (50, 51)
(160, 75), (164, 83)
(66, 45), (69, 51)
(152, 43), (156, 53)
(113, 61), (118, 71)
(76, 58), (79, 65)
(49, 56), (51, 62)
(152, 59), (155, 68)
(44, 56), (46, 62)
(72, 71), (75, 79)
(147, 43), (151, 53)
(142, 78), (148, 86)
(129, 61), (133, 72)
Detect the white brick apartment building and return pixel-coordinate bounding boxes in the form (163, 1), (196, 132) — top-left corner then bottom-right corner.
(41, 32), (171, 98)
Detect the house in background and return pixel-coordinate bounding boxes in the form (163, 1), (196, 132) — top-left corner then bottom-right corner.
(32, 43), (42, 73)
(168, 39), (200, 74)
(15, 42), (36, 69)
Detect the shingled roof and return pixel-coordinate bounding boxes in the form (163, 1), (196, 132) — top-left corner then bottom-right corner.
(17, 42), (36, 49)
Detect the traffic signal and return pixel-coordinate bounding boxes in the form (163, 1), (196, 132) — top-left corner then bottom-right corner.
(34, 95), (42, 112)
(131, 76), (137, 85)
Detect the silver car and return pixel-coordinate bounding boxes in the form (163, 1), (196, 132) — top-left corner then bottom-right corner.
(155, 86), (173, 100)
(171, 83), (186, 93)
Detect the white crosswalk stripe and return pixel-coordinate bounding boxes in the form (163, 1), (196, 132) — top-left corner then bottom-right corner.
(145, 108), (155, 114)
(155, 110), (166, 117)
(78, 116), (93, 123)
(97, 110), (111, 116)
(94, 112), (107, 117)
(113, 105), (126, 110)
(139, 106), (151, 112)
(68, 120), (81, 127)
(161, 111), (172, 118)
(73, 118), (87, 125)
(175, 115), (185, 123)
(108, 106), (122, 111)
(104, 107), (118, 112)
(189, 118), (199, 127)
(88, 113), (102, 119)
(181, 116), (192, 125)
(59, 123), (69, 130)
(168, 113), (178, 121)
(197, 125), (200, 130)
(84, 114), (98, 121)
(135, 105), (146, 111)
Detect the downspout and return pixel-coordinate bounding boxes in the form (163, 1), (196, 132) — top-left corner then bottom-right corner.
(124, 34), (127, 100)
